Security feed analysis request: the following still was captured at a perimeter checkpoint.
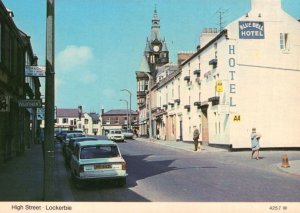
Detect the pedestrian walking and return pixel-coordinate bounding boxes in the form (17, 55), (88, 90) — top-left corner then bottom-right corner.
(251, 128), (261, 160)
(193, 126), (200, 151)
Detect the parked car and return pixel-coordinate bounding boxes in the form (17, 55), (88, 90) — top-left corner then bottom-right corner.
(62, 131), (85, 155)
(107, 130), (124, 142)
(121, 129), (134, 139)
(56, 130), (83, 143)
(65, 136), (99, 165)
(70, 140), (127, 187)
(65, 135), (109, 165)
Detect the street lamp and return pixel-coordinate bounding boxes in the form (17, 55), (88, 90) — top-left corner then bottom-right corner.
(120, 99), (129, 130)
(121, 89), (132, 130)
(136, 71), (152, 139)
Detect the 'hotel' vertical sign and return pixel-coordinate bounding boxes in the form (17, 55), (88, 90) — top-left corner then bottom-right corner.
(239, 21), (265, 39)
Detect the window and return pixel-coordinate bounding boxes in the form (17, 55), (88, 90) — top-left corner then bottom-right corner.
(84, 119), (88, 124)
(280, 33), (289, 51)
(115, 117), (119, 124)
(63, 118), (68, 123)
(214, 42), (218, 59)
(106, 117), (110, 125)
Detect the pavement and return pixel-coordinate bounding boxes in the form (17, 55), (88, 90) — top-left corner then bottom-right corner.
(0, 138), (299, 201)
(135, 137), (300, 178)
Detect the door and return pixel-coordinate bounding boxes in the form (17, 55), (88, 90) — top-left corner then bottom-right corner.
(201, 108), (209, 144)
(179, 120), (183, 141)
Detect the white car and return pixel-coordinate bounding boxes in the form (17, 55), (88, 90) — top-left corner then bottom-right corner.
(122, 129), (134, 139)
(70, 140), (127, 187)
(107, 130), (124, 142)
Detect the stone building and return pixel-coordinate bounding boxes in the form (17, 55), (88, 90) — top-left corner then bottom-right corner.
(0, 2), (41, 164)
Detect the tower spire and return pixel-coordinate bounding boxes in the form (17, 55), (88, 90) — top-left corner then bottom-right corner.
(151, 6), (160, 41)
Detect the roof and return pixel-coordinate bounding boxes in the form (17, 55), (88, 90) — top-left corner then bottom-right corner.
(77, 140), (116, 147)
(103, 109), (138, 115)
(57, 108), (79, 118)
(181, 29), (228, 67)
(137, 56), (151, 73)
(88, 112), (100, 122)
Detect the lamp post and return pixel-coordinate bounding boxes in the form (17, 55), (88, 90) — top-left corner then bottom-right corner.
(120, 99), (129, 130)
(44, 0), (55, 200)
(121, 89), (132, 130)
(136, 71), (152, 139)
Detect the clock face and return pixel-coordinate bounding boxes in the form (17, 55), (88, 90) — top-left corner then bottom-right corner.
(153, 45), (160, 52)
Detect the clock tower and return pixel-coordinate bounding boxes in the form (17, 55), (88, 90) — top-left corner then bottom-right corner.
(144, 8), (169, 77)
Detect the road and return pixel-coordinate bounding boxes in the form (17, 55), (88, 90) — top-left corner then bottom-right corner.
(54, 139), (300, 202)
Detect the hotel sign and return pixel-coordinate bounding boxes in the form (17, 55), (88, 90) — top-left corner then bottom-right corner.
(239, 21), (264, 39)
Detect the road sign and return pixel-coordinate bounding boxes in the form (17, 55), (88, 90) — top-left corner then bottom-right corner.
(233, 114), (241, 122)
(37, 107), (45, 120)
(18, 100), (42, 108)
(25, 66), (46, 77)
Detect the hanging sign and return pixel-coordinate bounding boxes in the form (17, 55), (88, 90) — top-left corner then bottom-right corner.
(239, 21), (264, 39)
(18, 99), (42, 108)
(25, 66), (46, 77)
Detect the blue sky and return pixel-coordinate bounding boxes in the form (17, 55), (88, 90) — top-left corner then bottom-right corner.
(3, 0), (300, 113)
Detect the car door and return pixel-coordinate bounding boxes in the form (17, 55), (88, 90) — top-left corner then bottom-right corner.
(70, 144), (80, 175)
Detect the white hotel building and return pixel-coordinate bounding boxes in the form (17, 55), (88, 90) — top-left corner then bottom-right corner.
(178, 0), (300, 149)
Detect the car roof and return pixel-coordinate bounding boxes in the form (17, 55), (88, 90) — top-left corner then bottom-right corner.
(70, 137), (98, 142)
(77, 140), (117, 147)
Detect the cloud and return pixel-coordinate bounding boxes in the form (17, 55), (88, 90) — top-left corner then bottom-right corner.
(82, 71), (97, 83)
(101, 88), (116, 98)
(56, 45), (93, 71)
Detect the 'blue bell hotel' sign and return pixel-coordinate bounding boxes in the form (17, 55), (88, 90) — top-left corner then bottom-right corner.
(239, 21), (264, 39)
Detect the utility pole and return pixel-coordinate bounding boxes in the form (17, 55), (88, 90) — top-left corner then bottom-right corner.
(44, 0), (55, 201)
(120, 99), (129, 129)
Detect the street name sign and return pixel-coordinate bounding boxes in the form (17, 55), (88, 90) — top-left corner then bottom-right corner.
(18, 100), (42, 108)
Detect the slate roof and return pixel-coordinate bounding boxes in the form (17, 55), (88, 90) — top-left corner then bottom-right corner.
(88, 112), (100, 123)
(103, 109), (138, 115)
(57, 108), (79, 118)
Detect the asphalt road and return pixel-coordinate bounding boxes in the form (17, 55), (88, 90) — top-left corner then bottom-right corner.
(54, 139), (300, 202)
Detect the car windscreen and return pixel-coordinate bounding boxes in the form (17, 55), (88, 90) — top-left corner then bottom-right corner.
(80, 145), (120, 159)
(114, 131), (122, 134)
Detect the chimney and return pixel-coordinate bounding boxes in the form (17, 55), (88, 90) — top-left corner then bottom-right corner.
(251, 0), (281, 12)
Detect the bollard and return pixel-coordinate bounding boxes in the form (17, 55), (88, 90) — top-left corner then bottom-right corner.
(281, 154), (290, 168)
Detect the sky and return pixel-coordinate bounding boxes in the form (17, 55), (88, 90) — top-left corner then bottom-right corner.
(2, 0), (300, 113)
